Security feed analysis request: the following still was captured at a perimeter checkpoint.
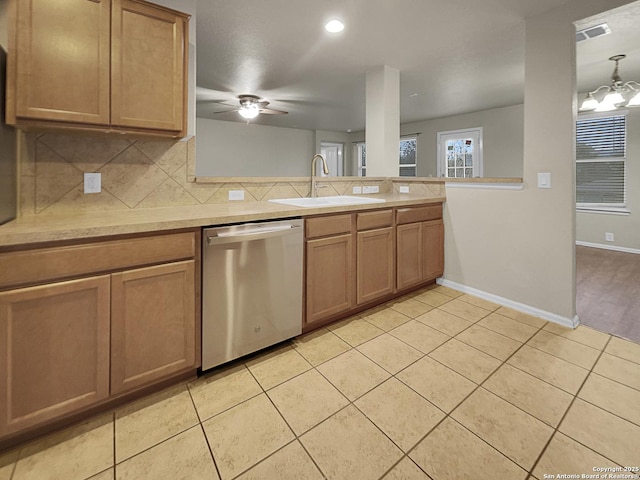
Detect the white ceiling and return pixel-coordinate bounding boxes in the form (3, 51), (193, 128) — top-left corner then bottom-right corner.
(195, 0), (640, 132)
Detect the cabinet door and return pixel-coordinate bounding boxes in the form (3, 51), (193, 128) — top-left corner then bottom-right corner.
(396, 222), (423, 291)
(357, 227), (394, 305)
(111, 0), (187, 133)
(13, 0), (111, 124)
(111, 261), (195, 395)
(0, 276), (110, 435)
(306, 234), (353, 325)
(423, 220), (445, 281)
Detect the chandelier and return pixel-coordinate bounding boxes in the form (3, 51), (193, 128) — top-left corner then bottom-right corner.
(579, 54), (640, 112)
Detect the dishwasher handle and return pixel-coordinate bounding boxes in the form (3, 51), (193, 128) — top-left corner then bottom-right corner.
(206, 223), (301, 245)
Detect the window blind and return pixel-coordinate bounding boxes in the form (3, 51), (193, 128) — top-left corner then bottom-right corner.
(576, 114), (626, 206)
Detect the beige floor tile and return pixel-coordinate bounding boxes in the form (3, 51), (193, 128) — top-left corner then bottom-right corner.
(360, 307), (411, 331)
(605, 336), (640, 364)
(430, 285), (463, 298)
(559, 399), (640, 467)
(413, 289), (453, 307)
(357, 334), (423, 374)
(429, 339), (501, 384)
(115, 426), (218, 480)
(579, 373), (640, 426)
(389, 320), (449, 354)
(528, 330), (601, 369)
(543, 323), (610, 350)
(0, 449), (18, 480)
(410, 418), (527, 480)
(415, 308), (474, 336)
(397, 356), (476, 413)
(245, 344), (312, 390)
(326, 315), (385, 346)
(383, 457), (431, 480)
(451, 388), (553, 470)
(458, 294), (500, 311)
(532, 432), (620, 479)
(291, 328), (350, 366)
(483, 364), (573, 427)
(387, 297), (434, 318)
(88, 468), (114, 480)
(317, 349), (390, 400)
(355, 378), (445, 452)
(235, 441), (324, 480)
(267, 369), (348, 435)
(496, 306), (547, 328)
(202, 393), (294, 480)
(13, 414), (113, 480)
(188, 363), (262, 422)
(439, 299), (491, 322)
(300, 405), (403, 480)
(115, 385), (199, 462)
(508, 345), (589, 394)
(478, 312), (538, 343)
(455, 324), (522, 360)
(593, 353), (640, 390)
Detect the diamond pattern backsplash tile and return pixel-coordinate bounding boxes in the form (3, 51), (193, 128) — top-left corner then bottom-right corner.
(19, 133), (443, 215)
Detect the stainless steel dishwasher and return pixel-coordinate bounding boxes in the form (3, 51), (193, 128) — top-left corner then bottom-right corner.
(201, 218), (303, 371)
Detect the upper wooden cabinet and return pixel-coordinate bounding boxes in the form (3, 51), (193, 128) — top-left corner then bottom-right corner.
(6, 0), (189, 137)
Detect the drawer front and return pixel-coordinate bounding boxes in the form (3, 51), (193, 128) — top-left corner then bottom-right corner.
(356, 209), (393, 231)
(0, 231), (197, 290)
(395, 204), (442, 225)
(306, 214), (353, 239)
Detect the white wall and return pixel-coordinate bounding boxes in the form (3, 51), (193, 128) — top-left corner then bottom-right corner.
(576, 108), (640, 251)
(196, 118), (315, 177)
(402, 104), (524, 178)
(441, 0), (635, 325)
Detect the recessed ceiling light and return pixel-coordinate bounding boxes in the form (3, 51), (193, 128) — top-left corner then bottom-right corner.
(325, 19), (344, 33)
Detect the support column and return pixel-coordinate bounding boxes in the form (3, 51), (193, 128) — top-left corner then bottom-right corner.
(365, 65), (400, 177)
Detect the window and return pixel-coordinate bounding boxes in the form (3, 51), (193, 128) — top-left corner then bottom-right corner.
(355, 137), (418, 177)
(576, 112), (626, 209)
(437, 127), (483, 178)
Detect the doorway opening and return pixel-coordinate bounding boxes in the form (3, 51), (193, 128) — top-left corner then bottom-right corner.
(319, 142), (344, 177)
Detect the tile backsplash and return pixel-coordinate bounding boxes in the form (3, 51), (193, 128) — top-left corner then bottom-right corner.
(18, 132), (443, 216)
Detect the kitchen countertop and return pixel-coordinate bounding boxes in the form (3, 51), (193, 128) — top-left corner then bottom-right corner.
(0, 194), (445, 247)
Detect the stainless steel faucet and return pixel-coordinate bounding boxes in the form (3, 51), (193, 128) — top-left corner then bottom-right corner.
(310, 154), (329, 197)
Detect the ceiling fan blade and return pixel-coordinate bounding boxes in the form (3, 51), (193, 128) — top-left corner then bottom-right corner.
(257, 101), (270, 108)
(212, 108), (239, 114)
(259, 108), (288, 115)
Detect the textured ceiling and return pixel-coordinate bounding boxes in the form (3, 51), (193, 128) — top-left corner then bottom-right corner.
(195, 0), (639, 132)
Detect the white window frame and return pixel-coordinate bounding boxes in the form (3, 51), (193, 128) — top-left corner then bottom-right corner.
(355, 142), (366, 177)
(355, 138), (418, 177)
(399, 135), (417, 177)
(436, 127), (483, 178)
(576, 110), (627, 214)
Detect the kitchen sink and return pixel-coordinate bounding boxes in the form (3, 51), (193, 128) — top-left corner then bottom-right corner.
(269, 195), (386, 208)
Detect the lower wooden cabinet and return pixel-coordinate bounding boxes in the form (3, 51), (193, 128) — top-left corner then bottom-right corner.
(111, 261), (195, 395)
(357, 227), (394, 305)
(396, 222), (423, 290)
(306, 234), (353, 325)
(0, 276), (111, 435)
(423, 220), (445, 281)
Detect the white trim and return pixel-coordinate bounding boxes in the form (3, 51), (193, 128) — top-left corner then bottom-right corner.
(577, 109), (629, 120)
(437, 127), (483, 178)
(436, 278), (579, 328)
(445, 182), (523, 190)
(576, 241), (640, 255)
(576, 207), (630, 216)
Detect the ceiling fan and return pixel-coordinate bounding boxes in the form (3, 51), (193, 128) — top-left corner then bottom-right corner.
(214, 94), (288, 119)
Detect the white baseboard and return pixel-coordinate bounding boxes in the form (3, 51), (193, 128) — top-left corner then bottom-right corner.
(436, 278), (580, 328)
(576, 241), (640, 255)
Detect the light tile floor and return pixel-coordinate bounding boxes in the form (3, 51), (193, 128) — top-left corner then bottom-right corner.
(2, 284), (640, 480)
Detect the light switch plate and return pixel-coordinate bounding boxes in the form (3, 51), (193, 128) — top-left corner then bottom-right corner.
(371, 185), (379, 193)
(537, 172), (551, 189)
(84, 173), (101, 194)
(228, 190), (245, 201)
(353, 186), (362, 194)
(362, 186), (373, 194)
(399, 186), (410, 193)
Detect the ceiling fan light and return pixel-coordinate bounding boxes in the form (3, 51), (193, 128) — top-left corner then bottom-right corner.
(325, 19), (344, 33)
(238, 105), (259, 119)
(627, 91), (640, 107)
(579, 94), (598, 111)
(594, 99), (617, 112)
(602, 91), (624, 105)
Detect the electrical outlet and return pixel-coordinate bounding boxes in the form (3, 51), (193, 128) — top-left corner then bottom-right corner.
(228, 190), (245, 201)
(605, 232), (614, 242)
(371, 185), (379, 193)
(352, 186), (362, 194)
(399, 185), (410, 193)
(84, 173), (101, 194)
(362, 186), (373, 194)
